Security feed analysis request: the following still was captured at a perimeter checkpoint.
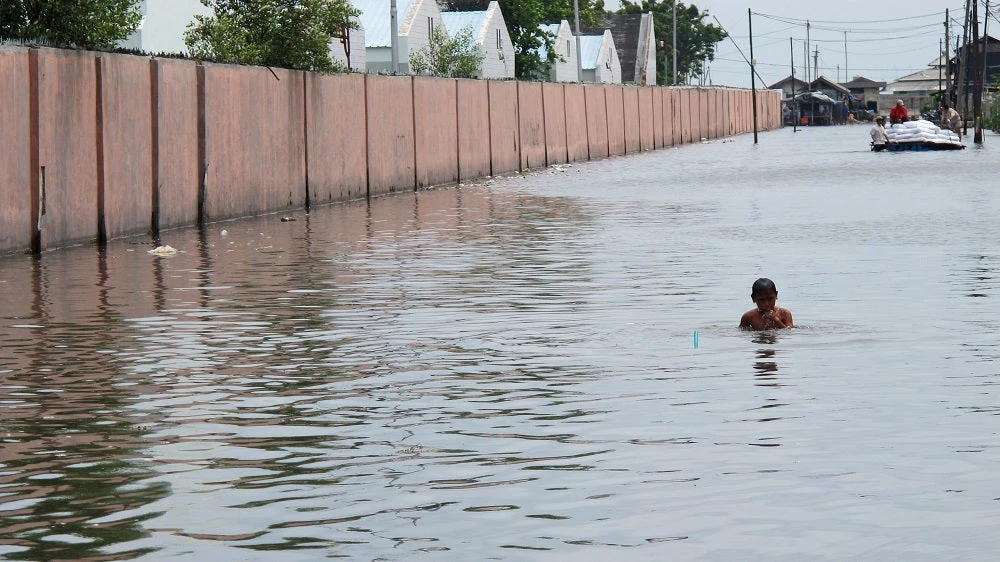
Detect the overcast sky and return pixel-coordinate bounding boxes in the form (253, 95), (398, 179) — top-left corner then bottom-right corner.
(606, 0), (980, 88)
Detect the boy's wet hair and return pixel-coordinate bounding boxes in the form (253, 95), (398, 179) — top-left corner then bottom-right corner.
(751, 277), (777, 297)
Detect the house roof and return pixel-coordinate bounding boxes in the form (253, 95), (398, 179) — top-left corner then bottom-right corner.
(357, 0), (415, 48)
(579, 34), (607, 70)
(842, 76), (886, 89)
(885, 67), (945, 93)
(582, 13), (643, 82)
(441, 10), (487, 38)
(768, 75), (808, 90)
(810, 76), (850, 95)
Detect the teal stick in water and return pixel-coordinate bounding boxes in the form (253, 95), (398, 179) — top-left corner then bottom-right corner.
(694, 330), (699, 348)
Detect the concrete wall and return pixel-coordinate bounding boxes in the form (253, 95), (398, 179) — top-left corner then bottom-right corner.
(518, 82), (546, 171)
(99, 53), (153, 241)
(414, 76), (458, 188)
(0, 45), (784, 256)
(489, 80), (520, 175)
(564, 84), (589, 162)
(0, 47), (30, 254)
(366, 75), (415, 196)
(542, 82), (568, 166)
(456, 79), (491, 180)
(307, 72), (367, 205)
(154, 58), (199, 231)
(202, 64), (306, 221)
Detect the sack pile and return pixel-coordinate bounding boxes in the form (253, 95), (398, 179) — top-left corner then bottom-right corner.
(887, 119), (962, 147)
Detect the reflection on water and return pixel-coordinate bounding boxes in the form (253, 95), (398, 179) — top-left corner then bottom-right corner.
(3, 127), (1000, 560)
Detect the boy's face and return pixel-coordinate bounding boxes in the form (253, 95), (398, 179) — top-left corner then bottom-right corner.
(752, 291), (778, 313)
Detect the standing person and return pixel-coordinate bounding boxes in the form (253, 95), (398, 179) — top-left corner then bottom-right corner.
(870, 115), (890, 151)
(941, 103), (962, 141)
(889, 99), (908, 124)
(740, 278), (794, 331)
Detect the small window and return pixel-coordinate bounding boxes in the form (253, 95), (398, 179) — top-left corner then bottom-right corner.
(566, 40), (570, 55)
(428, 17), (434, 36)
(497, 29), (503, 50)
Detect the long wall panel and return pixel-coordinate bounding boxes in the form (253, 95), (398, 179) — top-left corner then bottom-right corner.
(203, 64), (306, 220)
(456, 79), (491, 180)
(100, 53), (153, 240)
(307, 72), (367, 204)
(414, 76), (458, 188)
(489, 81), (520, 175)
(564, 84), (589, 162)
(518, 82), (546, 170)
(606, 86), (626, 157)
(154, 58), (199, 230)
(623, 87), (640, 154)
(366, 75), (415, 196)
(542, 82), (568, 165)
(36, 48), (99, 250)
(652, 87), (664, 148)
(0, 47), (30, 253)
(638, 87), (654, 151)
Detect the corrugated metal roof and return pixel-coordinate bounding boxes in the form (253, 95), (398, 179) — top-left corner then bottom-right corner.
(356, 0), (415, 48)
(441, 11), (486, 39)
(579, 35), (604, 70)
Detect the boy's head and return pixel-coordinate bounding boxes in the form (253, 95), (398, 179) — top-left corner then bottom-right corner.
(751, 278), (778, 312)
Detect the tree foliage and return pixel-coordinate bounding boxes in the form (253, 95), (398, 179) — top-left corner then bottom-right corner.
(410, 25), (484, 78)
(184, 0), (358, 72)
(0, 0), (142, 50)
(619, 1), (725, 85)
(440, 0), (603, 80)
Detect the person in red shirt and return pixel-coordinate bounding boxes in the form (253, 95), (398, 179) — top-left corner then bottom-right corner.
(889, 100), (908, 124)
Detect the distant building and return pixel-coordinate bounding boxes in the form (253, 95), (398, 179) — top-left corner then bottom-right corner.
(882, 56), (947, 115)
(579, 31), (620, 84)
(841, 76), (886, 112)
(538, 20), (579, 83)
(356, 0), (444, 74)
(440, 1), (514, 79)
(583, 13), (655, 85)
(767, 75), (809, 99)
(119, 0), (210, 55)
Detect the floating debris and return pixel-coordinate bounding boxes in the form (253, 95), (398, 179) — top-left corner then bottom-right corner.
(148, 245), (177, 256)
(280, 217), (296, 222)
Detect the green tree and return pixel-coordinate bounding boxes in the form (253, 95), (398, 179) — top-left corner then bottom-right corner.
(441, 0), (605, 80)
(410, 25), (485, 78)
(0, 0), (142, 50)
(184, 0), (358, 72)
(619, 1), (725, 85)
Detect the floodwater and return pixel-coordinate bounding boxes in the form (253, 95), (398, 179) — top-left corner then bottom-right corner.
(2, 125), (1000, 560)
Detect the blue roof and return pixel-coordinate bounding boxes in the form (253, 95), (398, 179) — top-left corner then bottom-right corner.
(441, 11), (487, 39)
(356, 0), (415, 48)
(579, 35), (604, 70)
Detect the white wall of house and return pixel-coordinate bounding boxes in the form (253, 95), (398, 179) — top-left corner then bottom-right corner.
(547, 20), (578, 83)
(119, 0), (211, 54)
(581, 31), (620, 84)
(476, 2), (514, 79)
(358, 0), (443, 74)
(398, 0), (445, 73)
(636, 12), (656, 85)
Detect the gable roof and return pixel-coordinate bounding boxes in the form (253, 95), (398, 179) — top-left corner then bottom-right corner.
(582, 13), (644, 82)
(580, 33), (611, 70)
(810, 75), (850, 95)
(842, 76), (886, 89)
(356, 0), (415, 48)
(768, 75), (808, 90)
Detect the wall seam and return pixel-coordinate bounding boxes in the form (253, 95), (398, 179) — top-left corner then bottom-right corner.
(150, 58), (160, 238)
(95, 56), (107, 246)
(29, 48), (40, 254)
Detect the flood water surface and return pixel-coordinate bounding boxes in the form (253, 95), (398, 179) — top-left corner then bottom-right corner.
(2, 125), (1000, 560)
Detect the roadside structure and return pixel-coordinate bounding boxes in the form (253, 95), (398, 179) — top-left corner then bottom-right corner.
(356, 0), (444, 74)
(579, 31), (621, 84)
(440, 1), (514, 79)
(119, 0), (211, 55)
(538, 20), (578, 83)
(882, 56), (947, 116)
(584, 13), (656, 85)
(841, 76), (886, 113)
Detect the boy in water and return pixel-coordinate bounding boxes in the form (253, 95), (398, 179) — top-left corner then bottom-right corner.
(740, 278), (794, 330)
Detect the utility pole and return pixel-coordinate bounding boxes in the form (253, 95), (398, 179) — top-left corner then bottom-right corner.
(958, 0), (971, 135)
(791, 37), (798, 132)
(814, 47), (819, 81)
(390, 0), (399, 73)
(945, 9), (952, 103)
(749, 8), (758, 144)
(806, 21), (811, 83)
(844, 31), (848, 82)
(977, 0), (989, 143)
(972, 0), (983, 143)
(939, 38), (943, 97)
(573, 0), (583, 83)
(672, 0), (678, 85)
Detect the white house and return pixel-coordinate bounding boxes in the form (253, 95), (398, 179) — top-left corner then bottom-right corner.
(119, 0), (211, 55)
(579, 31), (620, 84)
(539, 20), (578, 83)
(440, 1), (514, 79)
(329, 2), (367, 72)
(356, 0), (445, 74)
(582, 12), (655, 85)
